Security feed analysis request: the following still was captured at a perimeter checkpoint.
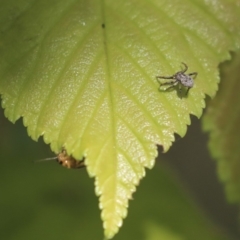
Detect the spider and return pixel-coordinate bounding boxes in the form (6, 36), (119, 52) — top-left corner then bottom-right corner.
(156, 62), (197, 97)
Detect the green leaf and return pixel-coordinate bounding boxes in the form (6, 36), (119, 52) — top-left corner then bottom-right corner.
(203, 52), (240, 203)
(0, 0), (240, 238)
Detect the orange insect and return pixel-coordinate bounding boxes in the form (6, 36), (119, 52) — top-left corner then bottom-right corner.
(36, 148), (85, 169)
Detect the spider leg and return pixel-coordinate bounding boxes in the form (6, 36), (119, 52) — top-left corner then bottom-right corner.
(181, 62), (188, 73)
(179, 84), (183, 98)
(160, 81), (178, 93)
(156, 76), (174, 85)
(160, 80), (177, 86)
(156, 75), (174, 79)
(165, 85), (177, 92)
(186, 87), (191, 96)
(189, 72), (198, 78)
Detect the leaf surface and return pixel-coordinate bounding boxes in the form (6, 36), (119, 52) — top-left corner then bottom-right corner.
(0, 0), (240, 238)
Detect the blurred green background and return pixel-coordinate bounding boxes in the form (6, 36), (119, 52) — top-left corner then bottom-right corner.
(0, 106), (238, 240)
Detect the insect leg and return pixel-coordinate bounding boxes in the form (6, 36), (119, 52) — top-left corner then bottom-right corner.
(34, 156), (58, 163)
(76, 160), (86, 169)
